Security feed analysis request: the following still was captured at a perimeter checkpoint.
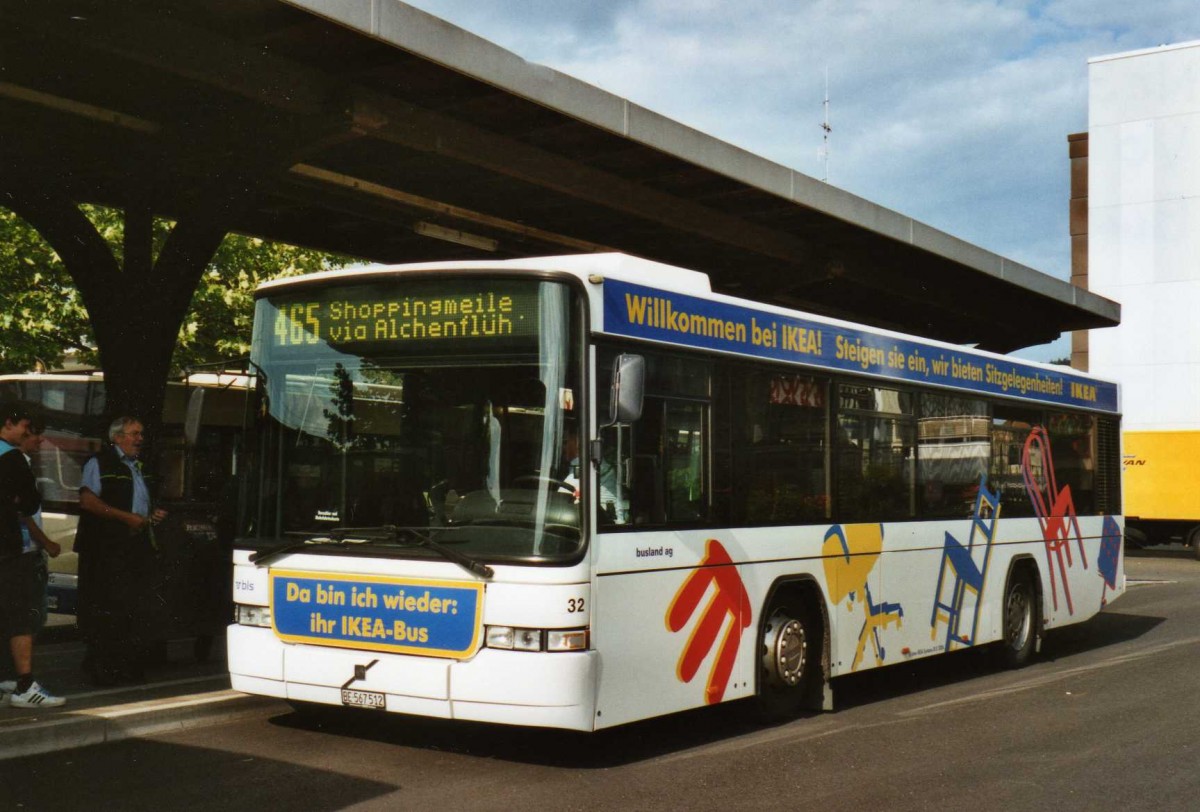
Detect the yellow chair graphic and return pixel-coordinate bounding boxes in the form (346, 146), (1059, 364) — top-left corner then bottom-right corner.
(822, 523), (903, 671)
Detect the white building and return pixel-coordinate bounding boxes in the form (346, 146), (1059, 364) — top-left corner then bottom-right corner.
(1086, 40), (1200, 552)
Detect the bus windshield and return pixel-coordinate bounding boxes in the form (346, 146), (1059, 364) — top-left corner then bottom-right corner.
(245, 276), (584, 562)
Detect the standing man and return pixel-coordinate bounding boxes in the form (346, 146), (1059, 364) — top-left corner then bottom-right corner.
(77, 416), (167, 685)
(0, 403), (64, 708)
(18, 424), (62, 642)
(0, 422), (63, 696)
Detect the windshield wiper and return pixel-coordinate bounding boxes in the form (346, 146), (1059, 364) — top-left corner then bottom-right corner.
(249, 525), (393, 563)
(246, 534), (343, 566)
(386, 525), (495, 580)
(249, 525), (494, 579)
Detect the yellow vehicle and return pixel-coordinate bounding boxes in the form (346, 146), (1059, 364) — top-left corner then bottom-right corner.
(1122, 432), (1200, 559)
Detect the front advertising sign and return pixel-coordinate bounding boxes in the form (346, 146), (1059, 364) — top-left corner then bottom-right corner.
(270, 570), (483, 659)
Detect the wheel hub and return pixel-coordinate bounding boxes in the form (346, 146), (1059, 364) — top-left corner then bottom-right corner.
(763, 613), (806, 688)
(1006, 586), (1031, 650)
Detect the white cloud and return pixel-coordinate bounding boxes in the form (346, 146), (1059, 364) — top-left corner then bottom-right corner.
(403, 0), (1200, 358)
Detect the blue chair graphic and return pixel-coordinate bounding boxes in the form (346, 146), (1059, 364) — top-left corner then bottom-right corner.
(930, 475), (1001, 652)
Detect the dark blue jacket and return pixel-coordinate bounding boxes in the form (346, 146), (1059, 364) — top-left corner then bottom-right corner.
(0, 443), (40, 557)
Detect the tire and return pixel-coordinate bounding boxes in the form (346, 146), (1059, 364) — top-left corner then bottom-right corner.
(1188, 526), (1200, 561)
(755, 596), (820, 721)
(997, 568), (1037, 668)
(1123, 525), (1148, 550)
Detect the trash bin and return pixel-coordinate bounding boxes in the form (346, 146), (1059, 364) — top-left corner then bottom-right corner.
(144, 501), (232, 662)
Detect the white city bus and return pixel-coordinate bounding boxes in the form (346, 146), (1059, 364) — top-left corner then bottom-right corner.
(228, 253), (1124, 730)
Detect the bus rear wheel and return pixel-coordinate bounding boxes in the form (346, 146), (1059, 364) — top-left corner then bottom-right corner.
(998, 568), (1037, 668)
(756, 599), (818, 720)
(1188, 526), (1200, 561)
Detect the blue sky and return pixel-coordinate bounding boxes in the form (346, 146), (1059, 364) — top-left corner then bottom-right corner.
(403, 1), (1200, 360)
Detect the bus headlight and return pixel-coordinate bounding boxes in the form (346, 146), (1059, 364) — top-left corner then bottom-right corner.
(485, 626), (588, 652)
(545, 629), (589, 652)
(236, 605), (272, 628)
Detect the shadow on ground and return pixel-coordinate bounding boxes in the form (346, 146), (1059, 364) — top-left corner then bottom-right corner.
(1, 738), (397, 812)
(1125, 544), (1197, 561)
(264, 600), (1163, 769)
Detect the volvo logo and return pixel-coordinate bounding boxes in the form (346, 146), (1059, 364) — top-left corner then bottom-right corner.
(341, 659), (379, 689)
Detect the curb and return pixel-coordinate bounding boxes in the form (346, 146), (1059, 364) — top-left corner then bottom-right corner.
(0, 690), (287, 761)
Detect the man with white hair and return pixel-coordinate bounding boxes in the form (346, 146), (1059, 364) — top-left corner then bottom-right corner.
(76, 416), (168, 685)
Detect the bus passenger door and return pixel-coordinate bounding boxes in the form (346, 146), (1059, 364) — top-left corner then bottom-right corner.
(592, 393), (743, 727)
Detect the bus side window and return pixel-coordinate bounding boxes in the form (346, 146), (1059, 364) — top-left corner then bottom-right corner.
(663, 400), (706, 522)
(835, 384), (916, 522)
(733, 370), (829, 524)
(918, 393), (989, 519)
(990, 406), (1041, 518)
(1046, 411), (1097, 515)
(627, 397), (708, 526)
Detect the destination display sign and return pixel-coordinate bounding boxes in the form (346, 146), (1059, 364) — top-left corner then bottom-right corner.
(270, 570), (483, 658)
(265, 280), (541, 350)
(603, 279), (1118, 413)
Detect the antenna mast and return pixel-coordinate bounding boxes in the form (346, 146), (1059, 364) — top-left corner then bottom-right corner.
(819, 67), (831, 183)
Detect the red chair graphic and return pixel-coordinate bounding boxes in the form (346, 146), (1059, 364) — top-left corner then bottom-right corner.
(1021, 427), (1087, 615)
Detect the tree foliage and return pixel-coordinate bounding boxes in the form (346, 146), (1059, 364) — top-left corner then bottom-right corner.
(0, 205), (352, 375)
(0, 207), (93, 372)
(174, 230), (353, 372)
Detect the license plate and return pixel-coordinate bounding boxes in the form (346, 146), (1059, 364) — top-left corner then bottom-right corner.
(341, 688), (385, 710)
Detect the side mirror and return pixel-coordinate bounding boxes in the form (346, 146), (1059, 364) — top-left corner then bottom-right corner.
(605, 354), (644, 426)
(183, 387), (206, 447)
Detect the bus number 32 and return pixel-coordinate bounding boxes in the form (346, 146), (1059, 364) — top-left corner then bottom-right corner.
(567, 598), (585, 613)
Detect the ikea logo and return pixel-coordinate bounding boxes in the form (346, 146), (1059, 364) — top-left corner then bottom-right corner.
(1070, 382), (1098, 402)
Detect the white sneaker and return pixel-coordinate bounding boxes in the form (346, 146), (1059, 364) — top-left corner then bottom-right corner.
(9, 681), (65, 709)
(0, 679), (15, 707)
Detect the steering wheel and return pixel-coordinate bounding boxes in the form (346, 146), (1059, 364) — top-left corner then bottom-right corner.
(512, 475), (575, 493)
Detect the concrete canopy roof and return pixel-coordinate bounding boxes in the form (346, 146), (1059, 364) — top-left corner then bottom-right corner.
(0, 0), (1118, 352)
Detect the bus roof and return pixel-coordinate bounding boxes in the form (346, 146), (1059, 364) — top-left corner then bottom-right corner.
(257, 253), (1120, 414)
(257, 253), (713, 294)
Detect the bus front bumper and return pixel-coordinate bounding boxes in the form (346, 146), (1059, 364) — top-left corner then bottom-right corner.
(227, 624), (598, 731)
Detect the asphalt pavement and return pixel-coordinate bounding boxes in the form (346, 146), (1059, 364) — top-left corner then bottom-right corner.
(0, 621), (282, 761)
(1, 545), (1193, 769)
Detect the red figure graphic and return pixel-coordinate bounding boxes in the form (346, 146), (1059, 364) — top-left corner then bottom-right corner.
(666, 539), (752, 704)
(769, 376), (824, 407)
(1022, 426), (1088, 614)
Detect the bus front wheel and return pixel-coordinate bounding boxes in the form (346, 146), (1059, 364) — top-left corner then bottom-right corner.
(998, 568), (1037, 668)
(756, 598), (819, 720)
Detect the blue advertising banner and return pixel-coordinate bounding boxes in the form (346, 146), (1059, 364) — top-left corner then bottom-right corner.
(602, 280), (1118, 413)
(270, 570), (483, 658)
